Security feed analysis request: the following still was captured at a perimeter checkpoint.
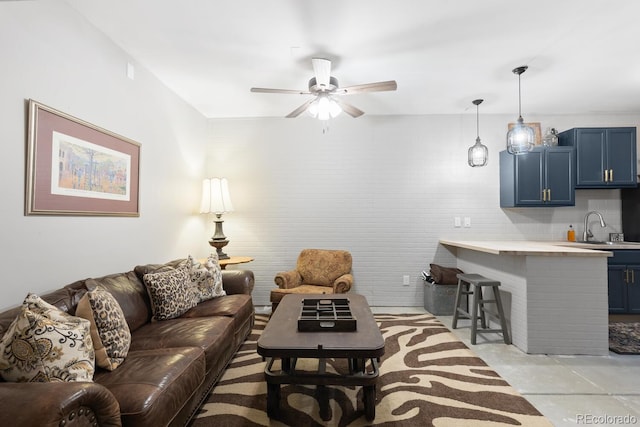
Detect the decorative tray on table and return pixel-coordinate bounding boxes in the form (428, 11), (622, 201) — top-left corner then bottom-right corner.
(298, 298), (357, 332)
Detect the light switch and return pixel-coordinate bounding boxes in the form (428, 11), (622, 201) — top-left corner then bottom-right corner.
(454, 217), (461, 228)
(464, 217), (471, 228)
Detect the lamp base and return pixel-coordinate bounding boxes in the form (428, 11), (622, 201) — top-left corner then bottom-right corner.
(208, 215), (230, 260)
(209, 239), (230, 260)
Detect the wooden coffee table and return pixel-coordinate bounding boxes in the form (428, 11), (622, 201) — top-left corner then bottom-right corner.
(257, 293), (385, 421)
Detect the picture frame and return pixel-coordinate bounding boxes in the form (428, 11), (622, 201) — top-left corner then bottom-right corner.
(26, 100), (141, 216)
(507, 121), (542, 145)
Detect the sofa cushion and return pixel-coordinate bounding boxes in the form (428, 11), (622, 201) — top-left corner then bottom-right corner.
(181, 294), (255, 349)
(182, 294), (253, 328)
(143, 264), (199, 321)
(129, 316), (236, 376)
(76, 285), (131, 371)
(0, 294), (94, 383)
(94, 347), (205, 426)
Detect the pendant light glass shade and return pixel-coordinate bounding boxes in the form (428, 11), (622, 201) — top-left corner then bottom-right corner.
(506, 66), (535, 155)
(468, 99), (488, 167)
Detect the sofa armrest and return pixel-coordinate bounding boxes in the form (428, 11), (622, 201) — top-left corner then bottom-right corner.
(333, 273), (353, 294)
(0, 382), (121, 427)
(274, 270), (302, 289)
(222, 270), (254, 295)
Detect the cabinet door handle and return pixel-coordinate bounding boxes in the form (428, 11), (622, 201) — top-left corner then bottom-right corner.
(610, 169), (614, 182)
(547, 189), (551, 201)
(625, 269), (630, 284)
(632, 269), (635, 284)
(604, 170), (609, 182)
(542, 189), (546, 202)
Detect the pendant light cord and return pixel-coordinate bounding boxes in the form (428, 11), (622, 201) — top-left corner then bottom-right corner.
(476, 103), (480, 139)
(518, 73), (522, 119)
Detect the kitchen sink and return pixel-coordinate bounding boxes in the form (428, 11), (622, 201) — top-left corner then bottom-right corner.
(577, 241), (640, 246)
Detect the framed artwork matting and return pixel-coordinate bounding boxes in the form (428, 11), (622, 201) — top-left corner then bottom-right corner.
(25, 99), (140, 216)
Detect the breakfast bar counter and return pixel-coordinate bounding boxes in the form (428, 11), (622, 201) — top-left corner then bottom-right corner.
(439, 239), (612, 355)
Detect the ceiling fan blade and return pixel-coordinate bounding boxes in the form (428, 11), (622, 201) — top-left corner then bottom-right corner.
(334, 99), (364, 118)
(335, 80), (398, 95)
(251, 87), (311, 95)
(285, 98), (315, 118)
(312, 58), (331, 87)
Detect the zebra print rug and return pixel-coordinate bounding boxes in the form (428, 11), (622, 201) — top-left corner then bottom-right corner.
(192, 313), (552, 426)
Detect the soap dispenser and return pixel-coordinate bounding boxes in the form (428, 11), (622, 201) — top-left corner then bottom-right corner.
(567, 225), (576, 242)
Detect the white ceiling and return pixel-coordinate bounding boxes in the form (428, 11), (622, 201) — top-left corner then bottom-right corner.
(64, 0), (640, 119)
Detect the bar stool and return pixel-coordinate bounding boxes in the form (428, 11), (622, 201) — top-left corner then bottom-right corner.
(452, 273), (511, 345)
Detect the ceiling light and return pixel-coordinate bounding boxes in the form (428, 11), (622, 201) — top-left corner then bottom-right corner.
(506, 66), (535, 155)
(308, 93), (342, 121)
(468, 99), (488, 167)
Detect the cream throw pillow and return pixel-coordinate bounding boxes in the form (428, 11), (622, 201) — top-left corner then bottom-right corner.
(76, 285), (131, 371)
(187, 254), (225, 302)
(0, 294), (95, 382)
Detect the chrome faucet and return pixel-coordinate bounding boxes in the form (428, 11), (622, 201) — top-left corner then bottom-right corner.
(583, 211), (607, 242)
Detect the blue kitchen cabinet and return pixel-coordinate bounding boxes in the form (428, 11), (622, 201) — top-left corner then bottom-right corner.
(607, 250), (640, 314)
(500, 147), (575, 207)
(558, 127), (637, 188)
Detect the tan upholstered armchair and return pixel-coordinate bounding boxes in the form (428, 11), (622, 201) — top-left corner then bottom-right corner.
(270, 249), (353, 311)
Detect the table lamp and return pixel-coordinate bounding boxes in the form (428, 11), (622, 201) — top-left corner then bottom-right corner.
(200, 177), (234, 259)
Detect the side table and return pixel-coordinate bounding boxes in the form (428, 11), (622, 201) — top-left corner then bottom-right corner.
(199, 256), (254, 270)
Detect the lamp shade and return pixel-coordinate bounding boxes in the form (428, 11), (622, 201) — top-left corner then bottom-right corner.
(200, 178), (234, 214)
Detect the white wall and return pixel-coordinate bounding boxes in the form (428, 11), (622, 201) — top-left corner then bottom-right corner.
(206, 113), (640, 308)
(0, 1), (209, 309)
(2, 2), (639, 311)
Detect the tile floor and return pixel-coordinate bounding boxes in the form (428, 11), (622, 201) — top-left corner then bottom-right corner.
(371, 306), (640, 427)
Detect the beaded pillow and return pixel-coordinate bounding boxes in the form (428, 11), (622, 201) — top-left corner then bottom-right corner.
(0, 293), (95, 382)
(143, 263), (199, 321)
(187, 254), (226, 302)
(76, 284), (131, 371)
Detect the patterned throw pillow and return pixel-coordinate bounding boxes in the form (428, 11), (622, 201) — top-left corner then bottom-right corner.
(76, 285), (131, 371)
(143, 263), (199, 320)
(187, 254), (225, 302)
(0, 293), (95, 382)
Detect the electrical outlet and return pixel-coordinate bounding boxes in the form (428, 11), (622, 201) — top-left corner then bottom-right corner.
(403, 275), (410, 286)
(464, 217), (471, 228)
(454, 217), (461, 228)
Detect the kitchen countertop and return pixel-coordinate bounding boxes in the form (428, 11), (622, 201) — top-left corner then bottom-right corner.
(439, 239), (616, 257)
(440, 238), (612, 355)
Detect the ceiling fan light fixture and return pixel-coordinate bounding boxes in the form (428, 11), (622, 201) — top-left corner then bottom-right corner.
(308, 94), (342, 121)
(506, 66), (535, 155)
(468, 99), (488, 167)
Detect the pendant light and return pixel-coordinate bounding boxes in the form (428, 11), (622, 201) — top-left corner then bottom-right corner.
(506, 66), (535, 154)
(468, 99), (489, 167)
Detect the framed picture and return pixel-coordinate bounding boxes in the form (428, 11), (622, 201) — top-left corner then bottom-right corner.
(26, 100), (141, 216)
(508, 122), (542, 145)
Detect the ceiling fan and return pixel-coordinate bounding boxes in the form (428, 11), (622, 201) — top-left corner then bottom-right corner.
(250, 58), (397, 120)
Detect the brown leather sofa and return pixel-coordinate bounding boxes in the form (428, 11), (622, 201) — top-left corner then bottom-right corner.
(0, 259), (255, 427)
